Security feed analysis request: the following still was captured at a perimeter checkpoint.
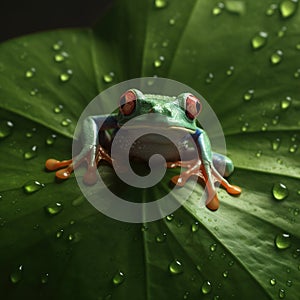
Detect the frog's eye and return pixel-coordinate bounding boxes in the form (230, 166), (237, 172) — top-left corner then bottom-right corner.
(119, 90), (137, 115)
(184, 94), (202, 120)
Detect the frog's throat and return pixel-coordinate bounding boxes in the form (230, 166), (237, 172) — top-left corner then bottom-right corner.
(118, 125), (195, 133)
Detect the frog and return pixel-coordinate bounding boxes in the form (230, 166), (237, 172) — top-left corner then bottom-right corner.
(45, 89), (241, 211)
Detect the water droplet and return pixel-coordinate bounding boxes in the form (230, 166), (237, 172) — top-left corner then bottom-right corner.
(261, 123), (268, 131)
(210, 243), (217, 252)
(103, 72), (115, 83)
(166, 214), (174, 221)
(201, 280), (212, 294)
(29, 88), (38, 96)
(251, 32), (268, 50)
(294, 208), (299, 216)
(25, 67), (36, 78)
(41, 273), (49, 284)
(270, 278), (277, 286)
(272, 183), (289, 200)
(241, 122), (249, 132)
(289, 144), (298, 153)
(266, 3), (278, 15)
(24, 145), (38, 160)
(226, 65), (235, 76)
(212, 2), (225, 15)
(280, 0), (298, 18)
(281, 96), (292, 110)
(54, 51), (69, 62)
(169, 259), (184, 275)
(154, 0), (168, 9)
(162, 40), (169, 48)
(10, 265), (23, 283)
(286, 280), (292, 287)
(272, 138), (281, 151)
(112, 271), (125, 286)
(294, 68), (300, 78)
(52, 40), (63, 51)
(53, 104), (63, 114)
(0, 120), (13, 139)
(61, 118), (72, 127)
(270, 50), (283, 65)
(222, 270), (229, 278)
(191, 221), (200, 232)
(275, 233), (291, 249)
(205, 72), (214, 84)
(169, 18), (176, 25)
(278, 288), (286, 298)
(272, 115), (280, 125)
(183, 291), (189, 299)
(156, 233), (167, 243)
(46, 134), (57, 145)
(153, 56), (165, 68)
(256, 150), (262, 157)
(296, 43), (300, 50)
(56, 229), (64, 238)
(59, 69), (73, 82)
(45, 202), (64, 216)
(214, 296), (220, 300)
(141, 224), (148, 232)
(243, 89), (254, 101)
(23, 180), (45, 194)
(224, 0), (246, 14)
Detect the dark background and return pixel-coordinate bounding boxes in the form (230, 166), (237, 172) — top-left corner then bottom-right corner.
(0, 0), (112, 42)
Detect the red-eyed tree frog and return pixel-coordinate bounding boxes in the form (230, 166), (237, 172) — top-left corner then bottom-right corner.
(45, 89), (241, 211)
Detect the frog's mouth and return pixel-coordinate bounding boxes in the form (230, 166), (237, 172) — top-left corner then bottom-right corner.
(120, 124), (194, 133)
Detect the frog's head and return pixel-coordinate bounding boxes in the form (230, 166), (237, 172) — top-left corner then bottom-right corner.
(117, 89), (202, 132)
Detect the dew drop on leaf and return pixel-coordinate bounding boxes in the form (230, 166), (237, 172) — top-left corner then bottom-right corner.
(286, 279), (292, 287)
(29, 88), (38, 96)
(153, 56), (165, 68)
(212, 2), (225, 15)
(224, 0), (246, 15)
(265, 3), (278, 15)
(210, 243), (217, 252)
(272, 115), (280, 125)
(296, 43), (300, 50)
(272, 138), (281, 151)
(251, 32), (268, 50)
(54, 51), (69, 62)
(156, 232), (167, 243)
(222, 270), (229, 278)
(243, 89), (254, 101)
(270, 50), (283, 65)
(61, 118), (72, 127)
(289, 144), (298, 153)
(41, 273), (49, 284)
(201, 280), (212, 294)
(280, 96), (292, 110)
(226, 65), (234, 76)
(256, 150), (262, 157)
(205, 72), (214, 84)
(270, 278), (277, 286)
(241, 122), (249, 132)
(45, 202), (64, 216)
(277, 26), (288, 37)
(272, 182), (289, 200)
(52, 40), (63, 51)
(294, 68), (300, 78)
(24, 145), (38, 160)
(168, 259), (184, 275)
(169, 18), (176, 25)
(154, 0), (168, 9)
(278, 288), (286, 298)
(23, 180), (45, 194)
(25, 67), (36, 78)
(59, 69), (73, 82)
(191, 221), (200, 232)
(10, 265), (23, 284)
(279, 0), (298, 18)
(0, 120), (13, 139)
(166, 214), (174, 221)
(274, 233), (291, 249)
(261, 123), (268, 131)
(183, 291), (189, 299)
(46, 134), (57, 145)
(112, 270), (125, 286)
(56, 229), (64, 238)
(53, 104), (64, 113)
(103, 72), (115, 83)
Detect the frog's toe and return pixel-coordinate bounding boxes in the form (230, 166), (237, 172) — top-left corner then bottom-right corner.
(45, 158), (72, 171)
(206, 195), (219, 211)
(170, 175), (188, 187)
(83, 166), (98, 185)
(226, 184), (242, 195)
(55, 167), (73, 180)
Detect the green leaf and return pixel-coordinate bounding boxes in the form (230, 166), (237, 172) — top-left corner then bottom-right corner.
(0, 0), (299, 299)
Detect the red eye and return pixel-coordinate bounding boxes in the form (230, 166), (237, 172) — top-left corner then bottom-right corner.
(185, 94), (202, 120)
(119, 90), (137, 115)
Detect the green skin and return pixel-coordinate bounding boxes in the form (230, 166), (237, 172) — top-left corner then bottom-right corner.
(46, 89), (241, 210)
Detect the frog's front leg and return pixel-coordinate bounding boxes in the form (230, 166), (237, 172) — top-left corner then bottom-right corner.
(45, 115), (118, 185)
